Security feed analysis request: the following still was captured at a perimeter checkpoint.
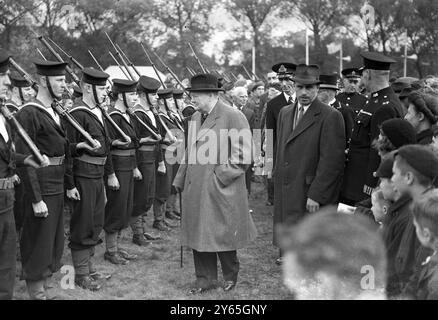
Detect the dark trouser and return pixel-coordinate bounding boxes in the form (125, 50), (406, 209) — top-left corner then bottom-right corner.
(154, 161), (172, 222)
(245, 166), (252, 195)
(70, 176), (105, 275)
(192, 250), (239, 289)
(0, 200), (16, 300)
(133, 157), (156, 218)
(70, 176), (105, 250)
(266, 177), (274, 203)
(104, 170), (134, 234)
(13, 181), (25, 232)
(20, 193), (64, 281)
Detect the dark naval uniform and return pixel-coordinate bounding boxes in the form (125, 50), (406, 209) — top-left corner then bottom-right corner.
(67, 99), (112, 276)
(16, 99), (74, 282)
(166, 106), (184, 217)
(5, 100), (19, 114)
(341, 87), (403, 203)
(154, 109), (179, 223)
(104, 107), (139, 235)
(5, 100), (25, 233)
(132, 106), (161, 218)
(0, 112), (27, 300)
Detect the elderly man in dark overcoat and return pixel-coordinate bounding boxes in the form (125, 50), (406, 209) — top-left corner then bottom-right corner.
(173, 74), (257, 294)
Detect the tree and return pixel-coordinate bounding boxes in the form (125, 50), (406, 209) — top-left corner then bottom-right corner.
(225, 0), (282, 76)
(149, 0), (216, 78)
(0, 0), (42, 46)
(281, 0), (355, 67)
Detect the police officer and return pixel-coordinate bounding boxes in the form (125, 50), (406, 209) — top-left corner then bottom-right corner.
(104, 79), (139, 265)
(66, 68), (112, 290)
(341, 52), (404, 205)
(336, 68), (368, 116)
(130, 76), (164, 245)
(318, 74), (355, 145)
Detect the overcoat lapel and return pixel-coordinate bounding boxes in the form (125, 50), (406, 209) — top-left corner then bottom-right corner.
(286, 99), (322, 145)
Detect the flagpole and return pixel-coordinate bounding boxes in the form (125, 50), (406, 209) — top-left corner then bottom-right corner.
(305, 28), (309, 65)
(339, 41), (343, 75)
(252, 45), (256, 80)
(404, 35), (408, 77)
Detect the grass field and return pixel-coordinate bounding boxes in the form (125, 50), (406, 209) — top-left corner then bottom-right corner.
(13, 181), (292, 300)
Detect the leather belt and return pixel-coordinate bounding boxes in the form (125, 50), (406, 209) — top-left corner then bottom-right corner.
(48, 156), (65, 166)
(138, 145), (156, 152)
(77, 154), (107, 166)
(0, 177), (14, 190)
(111, 149), (136, 157)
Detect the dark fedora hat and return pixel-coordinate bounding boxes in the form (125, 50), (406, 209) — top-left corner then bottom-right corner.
(319, 74), (340, 90)
(293, 64), (322, 85)
(187, 73), (224, 92)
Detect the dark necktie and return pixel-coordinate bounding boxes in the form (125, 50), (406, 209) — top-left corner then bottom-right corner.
(288, 96), (293, 105)
(294, 106), (304, 130)
(201, 113), (208, 125)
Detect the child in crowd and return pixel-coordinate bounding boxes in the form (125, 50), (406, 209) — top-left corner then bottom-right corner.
(387, 145), (438, 297)
(402, 190), (438, 299)
(371, 189), (391, 225)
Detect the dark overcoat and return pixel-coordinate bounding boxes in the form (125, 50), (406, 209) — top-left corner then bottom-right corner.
(273, 98), (346, 246)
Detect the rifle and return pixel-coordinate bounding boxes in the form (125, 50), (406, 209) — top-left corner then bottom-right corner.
(8, 58), (39, 92)
(32, 30), (81, 85)
(151, 50), (191, 99)
(88, 50), (107, 80)
(186, 67), (195, 76)
(187, 42), (206, 73)
(140, 42), (166, 88)
(36, 48), (46, 60)
(12, 53), (98, 148)
(126, 108), (161, 141)
(0, 98), (46, 165)
(48, 38), (84, 70)
(241, 64), (253, 80)
(87, 50), (161, 140)
(109, 51), (131, 80)
(35, 34), (129, 145)
(115, 43), (141, 79)
(105, 32), (136, 81)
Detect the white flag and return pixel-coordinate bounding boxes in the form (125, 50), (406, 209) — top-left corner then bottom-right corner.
(327, 42), (342, 55)
(361, 2), (375, 29)
(342, 56), (352, 62)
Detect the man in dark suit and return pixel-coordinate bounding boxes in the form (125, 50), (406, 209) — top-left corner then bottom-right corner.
(265, 63), (296, 207)
(274, 64), (346, 264)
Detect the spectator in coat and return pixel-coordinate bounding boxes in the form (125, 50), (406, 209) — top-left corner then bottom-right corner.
(273, 64), (346, 265)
